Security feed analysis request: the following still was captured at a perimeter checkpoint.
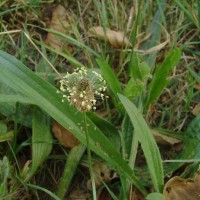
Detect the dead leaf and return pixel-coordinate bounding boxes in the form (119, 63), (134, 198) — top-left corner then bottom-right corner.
(45, 4), (70, 51)
(192, 103), (200, 116)
(163, 173), (200, 200)
(88, 26), (131, 48)
(97, 188), (113, 200)
(87, 162), (117, 190)
(69, 188), (91, 200)
(129, 187), (145, 200)
(52, 120), (79, 148)
(195, 83), (200, 90)
(151, 129), (182, 146)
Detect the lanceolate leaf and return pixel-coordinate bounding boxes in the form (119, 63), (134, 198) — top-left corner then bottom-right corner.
(119, 94), (164, 192)
(0, 156), (9, 197)
(96, 58), (123, 111)
(27, 107), (52, 180)
(141, 0), (167, 67)
(145, 48), (181, 107)
(0, 50), (147, 195)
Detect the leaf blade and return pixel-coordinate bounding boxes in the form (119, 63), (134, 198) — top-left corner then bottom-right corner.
(0, 50), (147, 195)
(119, 94), (164, 192)
(145, 48), (181, 107)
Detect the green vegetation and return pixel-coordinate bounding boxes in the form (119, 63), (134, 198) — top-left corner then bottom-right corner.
(0, 0), (200, 199)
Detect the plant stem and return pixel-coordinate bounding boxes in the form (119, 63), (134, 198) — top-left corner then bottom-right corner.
(83, 112), (97, 200)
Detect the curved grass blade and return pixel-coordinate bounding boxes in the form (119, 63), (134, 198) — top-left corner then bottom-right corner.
(0, 50), (147, 195)
(118, 94), (164, 192)
(43, 28), (100, 58)
(27, 183), (61, 200)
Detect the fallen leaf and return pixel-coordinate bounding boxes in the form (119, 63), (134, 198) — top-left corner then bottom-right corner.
(151, 129), (182, 146)
(163, 173), (200, 200)
(45, 4), (70, 51)
(97, 188), (113, 200)
(52, 120), (79, 148)
(88, 26), (131, 48)
(69, 188), (91, 200)
(87, 162), (117, 190)
(194, 83), (200, 90)
(192, 103), (200, 116)
(129, 188), (145, 200)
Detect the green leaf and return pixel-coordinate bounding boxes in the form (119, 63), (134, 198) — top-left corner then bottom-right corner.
(165, 115), (200, 174)
(118, 94), (164, 192)
(0, 131), (14, 142)
(146, 192), (164, 200)
(26, 107), (53, 180)
(124, 78), (145, 99)
(96, 58), (123, 111)
(126, 56), (150, 99)
(0, 121), (7, 134)
(0, 83), (32, 127)
(121, 114), (134, 158)
(27, 183), (61, 200)
(129, 55), (150, 81)
(56, 144), (86, 199)
(141, 0), (167, 67)
(0, 50), (147, 195)
(0, 156), (9, 197)
(145, 48), (181, 107)
(87, 112), (121, 152)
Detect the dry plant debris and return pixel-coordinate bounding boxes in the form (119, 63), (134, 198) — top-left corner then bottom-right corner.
(163, 173), (200, 200)
(87, 162), (117, 190)
(69, 188), (92, 200)
(192, 103), (200, 116)
(45, 4), (70, 51)
(88, 26), (131, 48)
(151, 129), (182, 146)
(52, 120), (79, 148)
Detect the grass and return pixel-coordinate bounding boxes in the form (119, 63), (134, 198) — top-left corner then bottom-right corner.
(0, 0), (200, 199)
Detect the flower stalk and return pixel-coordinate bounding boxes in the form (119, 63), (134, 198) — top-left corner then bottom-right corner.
(57, 67), (107, 199)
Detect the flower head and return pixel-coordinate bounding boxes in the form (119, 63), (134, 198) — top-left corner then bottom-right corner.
(59, 67), (107, 112)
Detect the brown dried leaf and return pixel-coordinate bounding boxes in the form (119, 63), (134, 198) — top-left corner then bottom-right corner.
(163, 173), (200, 200)
(87, 162), (117, 190)
(151, 129), (182, 146)
(129, 188), (145, 200)
(69, 188), (92, 200)
(192, 103), (200, 116)
(52, 120), (79, 148)
(97, 188), (113, 200)
(195, 83), (200, 90)
(88, 26), (131, 48)
(45, 4), (70, 51)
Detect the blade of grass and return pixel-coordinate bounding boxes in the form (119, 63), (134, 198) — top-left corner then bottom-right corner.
(173, 0), (200, 30)
(0, 50), (147, 195)
(27, 184), (61, 200)
(118, 94), (164, 192)
(43, 28), (100, 58)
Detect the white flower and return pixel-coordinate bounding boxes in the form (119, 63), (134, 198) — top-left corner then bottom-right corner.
(59, 67), (107, 112)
